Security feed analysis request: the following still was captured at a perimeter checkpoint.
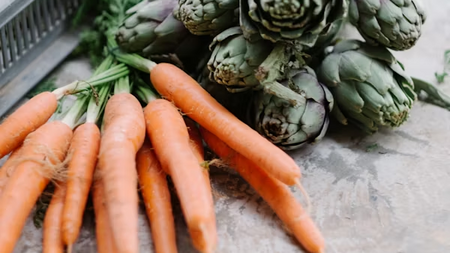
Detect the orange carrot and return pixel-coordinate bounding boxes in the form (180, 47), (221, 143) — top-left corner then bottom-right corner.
(97, 92), (146, 253)
(150, 63), (300, 186)
(184, 118), (218, 252)
(43, 183), (67, 253)
(144, 99), (216, 253)
(0, 121), (73, 253)
(137, 140), (177, 253)
(0, 92), (58, 159)
(92, 177), (118, 253)
(62, 123), (101, 249)
(200, 128), (325, 253)
(0, 147), (22, 196)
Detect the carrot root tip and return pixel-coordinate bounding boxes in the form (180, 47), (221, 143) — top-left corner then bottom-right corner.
(67, 244), (73, 253)
(295, 180), (312, 215)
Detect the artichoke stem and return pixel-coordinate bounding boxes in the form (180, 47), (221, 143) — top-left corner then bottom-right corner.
(412, 77), (450, 110)
(262, 80), (306, 108)
(255, 43), (290, 84)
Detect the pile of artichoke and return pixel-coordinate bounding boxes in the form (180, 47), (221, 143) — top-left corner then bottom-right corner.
(115, 0), (450, 151)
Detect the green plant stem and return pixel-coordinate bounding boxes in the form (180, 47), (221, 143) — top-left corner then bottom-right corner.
(255, 43), (306, 107)
(114, 75), (131, 94)
(86, 84), (112, 124)
(107, 36), (157, 73)
(263, 80), (306, 108)
(94, 55), (115, 75)
(60, 95), (90, 129)
(135, 84), (160, 104)
(52, 64), (129, 98)
(413, 77), (450, 110)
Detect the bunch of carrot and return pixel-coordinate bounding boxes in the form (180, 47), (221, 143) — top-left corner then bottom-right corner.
(0, 50), (325, 253)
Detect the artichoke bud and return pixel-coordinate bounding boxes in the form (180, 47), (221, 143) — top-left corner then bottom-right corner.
(240, 0), (348, 46)
(349, 0), (426, 51)
(249, 66), (334, 150)
(207, 27), (275, 92)
(178, 0), (240, 36)
(317, 40), (417, 133)
(116, 0), (191, 56)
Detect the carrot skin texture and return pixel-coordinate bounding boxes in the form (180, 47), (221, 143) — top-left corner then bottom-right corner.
(0, 92), (58, 159)
(0, 121), (73, 253)
(200, 128), (325, 253)
(150, 64), (300, 186)
(185, 118), (218, 252)
(43, 183), (67, 253)
(144, 99), (216, 253)
(137, 140), (178, 253)
(92, 179), (118, 253)
(62, 123), (101, 246)
(0, 147), (22, 196)
(98, 93), (146, 253)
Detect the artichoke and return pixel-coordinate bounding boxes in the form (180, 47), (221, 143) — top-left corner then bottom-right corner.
(177, 0), (239, 36)
(207, 27), (275, 92)
(316, 40), (416, 133)
(348, 0), (426, 51)
(239, 0), (348, 47)
(116, 0), (190, 56)
(249, 66), (334, 150)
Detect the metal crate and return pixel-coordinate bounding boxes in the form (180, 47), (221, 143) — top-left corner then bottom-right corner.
(0, 0), (82, 117)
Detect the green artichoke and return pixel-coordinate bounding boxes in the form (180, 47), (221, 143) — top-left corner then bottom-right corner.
(239, 0), (348, 47)
(249, 66), (334, 150)
(207, 27), (274, 92)
(316, 40), (417, 133)
(116, 0), (190, 56)
(177, 0), (239, 36)
(348, 0), (426, 51)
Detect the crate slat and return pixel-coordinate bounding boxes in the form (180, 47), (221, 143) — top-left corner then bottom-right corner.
(0, 0), (82, 116)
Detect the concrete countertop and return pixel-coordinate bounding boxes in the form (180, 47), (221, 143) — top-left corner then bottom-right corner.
(6, 1), (450, 253)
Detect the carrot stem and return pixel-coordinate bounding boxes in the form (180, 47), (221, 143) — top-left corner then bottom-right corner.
(134, 83), (159, 104)
(52, 64), (129, 99)
(86, 85), (112, 124)
(114, 75), (131, 95)
(60, 95), (90, 129)
(107, 36), (156, 72)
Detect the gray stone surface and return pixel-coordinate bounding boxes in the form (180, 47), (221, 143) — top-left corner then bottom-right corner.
(5, 1), (450, 253)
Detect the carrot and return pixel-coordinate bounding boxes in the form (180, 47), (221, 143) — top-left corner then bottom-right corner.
(0, 121), (73, 253)
(0, 92), (58, 159)
(43, 183), (67, 253)
(0, 146), (22, 196)
(61, 79), (111, 249)
(92, 177), (118, 253)
(200, 128), (325, 253)
(97, 76), (146, 253)
(185, 118), (218, 252)
(144, 99), (216, 253)
(0, 57), (127, 161)
(0, 56), (129, 161)
(62, 123), (101, 250)
(137, 140), (177, 253)
(111, 46), (301, 186)
(0, 93), (91, 253)
(149, 63), (300, 186)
